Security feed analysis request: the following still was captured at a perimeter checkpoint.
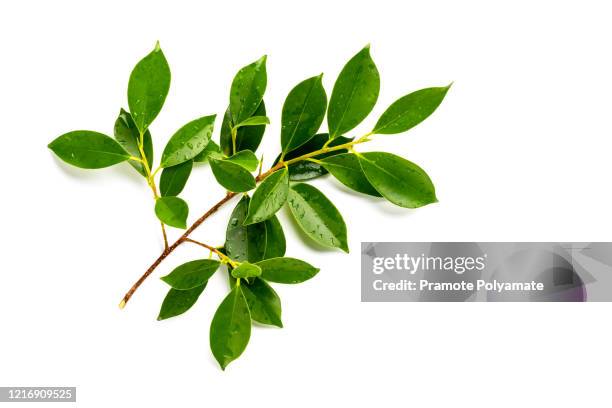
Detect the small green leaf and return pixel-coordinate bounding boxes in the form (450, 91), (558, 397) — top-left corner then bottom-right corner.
(236, 116), (270, 128)
(373, 85), (451, 134)
(231, 277), (282, 327)
(161, 259), (220, 289)
(220, 102), (266, 156)
(230, 55), (267, 126)
(225, 150), (259, 171)
(154, 196), (189, 229)
(287, 183), (348, 252)
(127, 42), (171, 134)
(161, 115), (216, 168)
(231, 262), (262, 279)
(193, 140), (223, 163)
(255, 257), (319, 284)
(358, 152), (437, 208)
(281, 75), (327, 154)
(226, 196), (286, 263)
(159, 159), (193, 196)
(48, 131), (130, 169)
(321, 153), (381, 197)
(209, 158), (256, 192)
(114, 108), (154, 177)
(244, 168), (289, 225)
(210, 286), (251, 370)
(157, 284), (206, 321)
(327, 45), (380, 139)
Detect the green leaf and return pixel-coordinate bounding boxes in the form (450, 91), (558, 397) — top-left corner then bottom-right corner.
(209, 158), (256, 192)
(225, 150), (259, 172)
(114, 108), (154, 177)
(358, 152), (437, 208)
(193, 140), (223, 163)
(157, 284), (206, 321)
(373, 85), (451, 134)
(287, 183), (348, 252)
(154, 196), (189, 229)
(159, 159), (193, 196)
(220, 101), (266, 156)
(327, 45), (380, 139)
(210, 286), (251, 370)
(255, 257), (319, 284)
(48, 131), (130, 169)
(230, 55), (267, 126)
(321, 153), (381, 197)
(244, 168), (289, 225)
(127, 42), (171, 134)
(231, 262), (262, 279)
(161, 115), (216, 168)
(226, 196), (286, 263)
(236, 116), (270, 128)
(161, 259), (220, 289)
(281, 75), (327, 154)
(231, 277), (282, 327)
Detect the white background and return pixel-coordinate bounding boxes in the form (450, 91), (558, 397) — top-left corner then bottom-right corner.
(1, 0), (611, 406)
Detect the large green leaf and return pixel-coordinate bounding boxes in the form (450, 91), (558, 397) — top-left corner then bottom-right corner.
(114, 108), (154, 177)
(154, 196), (189, 229)
(244, 168), (289, 225)
(231, 262), (262, 279)
(127, 42), (171, 133)
(193, 140), (222, 163)
(48, 131), (130, 169)
(287, 183), (348, 252)
(321, 153), (381, 197)
(281, 75), (327, 154)
(220, 101), (266, 156)
(161, 115), (215, 168)
(159, 159), (193, 196)
(230, 56), (267, 126)
(373, 85), (451, 134)
(161, 259), (220, 290)
(327, 45), (379, 139)
(225, 150), (259, 172)
(210, 286), (251, 370)
(231, 277), (282, 327)
(209, 158), (256, 192)
(255, 257), (319, 284)
(226, 196), (286, 263)
(358, 152), (437, 208)
(157, 284), (206, 321)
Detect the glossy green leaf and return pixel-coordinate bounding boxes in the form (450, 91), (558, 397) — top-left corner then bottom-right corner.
(236, 116), (270, 128)
(231, 277), (282, 327)
(157, 284), (206, 321)
(220, 101), (266, 156)
(255, 257), (319, 284)
(159, 159), (193, 196)
(226, 196), (286, 263)
(244, 168), (289, 225)
(209, 158), (256, 192)
(231, 262), (262, 279)
(327, 45), (379, 139)
(373, 85), (451, 134)
(161, 259), (220, 289)
(225, 150), (259, 172)
(321, 153), (381, 197)
(358, 152), (437, 208)
(287, 183), (348, 252)
(210, 286), (251, 370)
(193, 140), (223, 162)
(48, 131), (130, 169)
(161, 115), (215, 168)
(154, 196), (188, 229)
(127, 42), (171, 133)
(230, 56), (267, 126)
(281, 75), (327, 154)
(114, 108), (154, 177)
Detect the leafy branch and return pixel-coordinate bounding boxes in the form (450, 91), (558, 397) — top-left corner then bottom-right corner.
(48, 42), (450, 369)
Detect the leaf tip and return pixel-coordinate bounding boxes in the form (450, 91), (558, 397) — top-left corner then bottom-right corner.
(154, 40), (161, 52)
